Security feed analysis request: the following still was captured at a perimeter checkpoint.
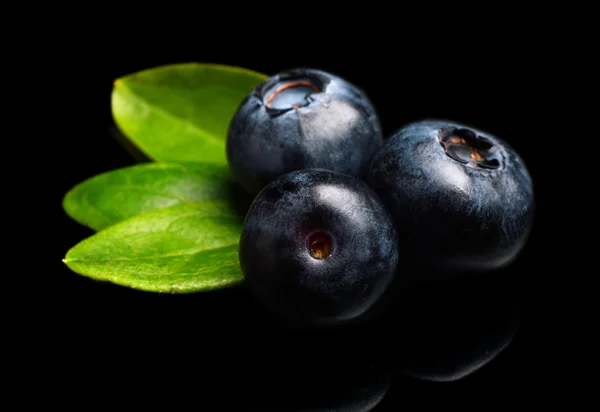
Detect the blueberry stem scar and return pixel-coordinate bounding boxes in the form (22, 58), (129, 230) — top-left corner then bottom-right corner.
(306, 230), (333, 259)
(438, 127), (503, 170)
(266, 81), (320, 109)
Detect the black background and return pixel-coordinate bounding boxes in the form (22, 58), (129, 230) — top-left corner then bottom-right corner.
(49, 41), (552, 408)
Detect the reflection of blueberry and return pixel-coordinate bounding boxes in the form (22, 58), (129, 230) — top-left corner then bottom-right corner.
(396, 275), (521, 382)
(239, 169), (398, 326)
(241, 331), (392, 411)
(368, 120), (534, 273)
(226, 68), (383, 195)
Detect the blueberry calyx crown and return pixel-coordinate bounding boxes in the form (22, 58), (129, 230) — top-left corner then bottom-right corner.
(260, 72), (326, 116)
(438, 127), (503, 170)
(306, 230), (333, 260)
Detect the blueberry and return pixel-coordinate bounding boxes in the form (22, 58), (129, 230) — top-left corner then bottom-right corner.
(226, 68), (383, 195)
(368, 120), (534, 273)
(239, 169), (398, 326)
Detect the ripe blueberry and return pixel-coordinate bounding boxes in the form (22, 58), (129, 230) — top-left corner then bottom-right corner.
(239, 169), (398, 326)
(226, 68), (383, 195)
(368, 120), (534, 273)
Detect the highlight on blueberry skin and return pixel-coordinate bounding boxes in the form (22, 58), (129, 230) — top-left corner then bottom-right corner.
(226, 68), (383, 196)
(239, 169), (399, 326)
(368, 119), (534, 274)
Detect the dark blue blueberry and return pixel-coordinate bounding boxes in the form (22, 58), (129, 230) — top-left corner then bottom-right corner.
(239, 169), (398, 326)
(226, 68), (382, 195)
(368, 120), (534, 273)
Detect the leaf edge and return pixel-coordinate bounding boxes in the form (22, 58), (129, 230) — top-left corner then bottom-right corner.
(61, 252), (244, 294)
(113, 62), (268, 87)
(62, 200), (245, 294)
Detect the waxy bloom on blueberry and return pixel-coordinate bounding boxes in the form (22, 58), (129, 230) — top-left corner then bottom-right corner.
(226, 68), (383, 195)
(368, 120), (534, 274)
(240, 169), (398, 326)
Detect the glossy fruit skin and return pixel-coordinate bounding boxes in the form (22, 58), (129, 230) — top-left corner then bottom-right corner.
(368, 119), (534, 273)
(226, 68), (382, 196)
(240, 169), (398, 326)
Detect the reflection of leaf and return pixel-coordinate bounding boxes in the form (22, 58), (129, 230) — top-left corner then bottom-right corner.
(111, 63), (267, 164)
(63, 162), (232, 231)
(63, 202), (244, 293)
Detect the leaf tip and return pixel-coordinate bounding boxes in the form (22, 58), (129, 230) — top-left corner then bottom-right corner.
(113, 78), (123, 87)
(62, 258), (68, 264)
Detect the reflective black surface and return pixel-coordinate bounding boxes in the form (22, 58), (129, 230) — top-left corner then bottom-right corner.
(396, 274), (522, 382)
(51, 45), (547, 407)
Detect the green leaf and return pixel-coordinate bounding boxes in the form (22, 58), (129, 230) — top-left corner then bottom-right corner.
(63, 162), (233, 231)
(111, 63), (268, 164)
(63, 202), (244, 293)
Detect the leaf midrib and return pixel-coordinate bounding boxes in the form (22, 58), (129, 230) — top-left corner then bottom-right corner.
(65, 243), (237, 264)
(116, 82), (224, 147)
(82, 183), (194, 203)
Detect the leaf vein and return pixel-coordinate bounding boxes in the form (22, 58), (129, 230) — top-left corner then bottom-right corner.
(66, 243), (238, 263)
(94, 184), (192, 203)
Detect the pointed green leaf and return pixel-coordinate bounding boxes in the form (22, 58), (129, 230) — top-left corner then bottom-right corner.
(63, 202), (244, 293)
(111, 63), (268, 164)
(63, 162), (233, 231)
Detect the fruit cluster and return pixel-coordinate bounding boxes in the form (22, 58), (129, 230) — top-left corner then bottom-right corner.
(226, 68), (534, 327)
